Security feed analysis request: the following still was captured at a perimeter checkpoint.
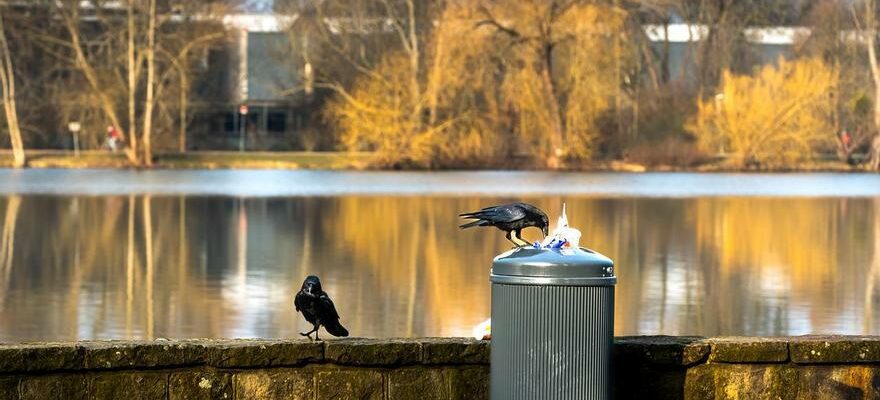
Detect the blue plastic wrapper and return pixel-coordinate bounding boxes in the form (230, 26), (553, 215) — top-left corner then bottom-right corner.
(533, 238), (568, 249)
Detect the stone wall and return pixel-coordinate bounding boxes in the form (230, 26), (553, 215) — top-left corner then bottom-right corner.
(0, 336), (878, 399)
(617, 336), (880, 399)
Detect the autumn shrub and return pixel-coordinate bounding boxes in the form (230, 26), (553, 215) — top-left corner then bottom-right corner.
(327, 53), (432, 166)
(327, 4), (507, 168)
(489, 2), (629, 166)
(328, 1), (630, 169)
(686, 57), (838, 168)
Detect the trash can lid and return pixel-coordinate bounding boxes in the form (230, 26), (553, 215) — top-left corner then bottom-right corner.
(491, 247), (616, 286)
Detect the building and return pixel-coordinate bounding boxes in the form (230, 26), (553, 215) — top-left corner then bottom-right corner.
(188, 13), (322, 151)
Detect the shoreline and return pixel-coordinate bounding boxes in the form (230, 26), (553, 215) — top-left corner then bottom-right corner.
(0, 149), (872, 173)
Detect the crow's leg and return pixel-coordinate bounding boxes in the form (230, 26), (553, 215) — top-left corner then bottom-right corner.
(505, 231), (521, 248)
(514, 229), (530, 247)
(315, 325), (321, 341)
(300, 324), (319, 341)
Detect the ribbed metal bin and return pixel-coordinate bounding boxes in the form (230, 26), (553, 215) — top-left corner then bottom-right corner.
(490, 247), (616, 400)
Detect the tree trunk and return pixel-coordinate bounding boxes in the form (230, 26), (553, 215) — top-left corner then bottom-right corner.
(426, 14), (446, 126)
(142, 0), (157, 166)
(405, 0), (422, 129)
(179, 72), (188, 152)
(872, 82), (880, 169)
(540, 48), (564, 169)
(613, 0), (624, 141)
(62, 8), (138, 165)
(866, 0), (880, 170)
(872, 135), (880, 170)
(0, 11), (24, 168)
(127, 0), (139, 164)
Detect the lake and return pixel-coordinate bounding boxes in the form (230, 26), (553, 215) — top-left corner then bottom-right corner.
(0, 170), (878, 341)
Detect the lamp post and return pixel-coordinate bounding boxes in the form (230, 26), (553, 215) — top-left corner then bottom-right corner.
(68, 121), (81, 158)
(238, 104), (248, 152)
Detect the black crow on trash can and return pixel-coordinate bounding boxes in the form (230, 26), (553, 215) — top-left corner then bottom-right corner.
(459, 202), (549, 247)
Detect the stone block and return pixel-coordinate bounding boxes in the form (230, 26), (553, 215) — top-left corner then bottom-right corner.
(315, 368), (383, 399)
(82, 340), (206, 370)
(386, 367), (451, 400)
(169, 370), (233, 400)
(615, 336), (709, 366)
(615, 364), (687, 400)
(209, 340), (323, 368)
(683, 365), (715, 400)
(0, 377), (18, 399)
(325, 338), (421, 366)
(449, 366), (489, 400)
(20, 374), (89, 400)
(790, 336), (880, 364)
(795, 365), (880, 399)
(420, 338), (489, 365)
(707, 337), (789, 363)
(91, 372), (167, 400)
(684, 363), (799, 400)
(0, 343), (82, 373)
(234, 369), (315, 400)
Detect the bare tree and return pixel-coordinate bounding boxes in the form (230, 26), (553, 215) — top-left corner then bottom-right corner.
(56, 0), (139, 163)
(475, 0), (630, 168)
(44, 0), (228, 165)
(142, 0), (157, 164)
(854, 0), (880, 169)
(0, 7), (24, 167)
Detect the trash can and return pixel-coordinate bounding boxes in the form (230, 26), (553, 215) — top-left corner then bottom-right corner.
(490, 247), (616, 400)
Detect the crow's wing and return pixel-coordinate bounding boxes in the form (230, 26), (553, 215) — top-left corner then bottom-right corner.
(317, 293), (341, 321)
(474, 204), (527, 222)
(294, 291), (306, 312)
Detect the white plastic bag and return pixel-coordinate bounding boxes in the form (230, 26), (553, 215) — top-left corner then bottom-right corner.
(472, 318), (491, 340)
(539, 203), (581, 249)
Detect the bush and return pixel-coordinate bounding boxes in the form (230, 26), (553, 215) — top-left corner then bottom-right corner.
(686, 57), (838, 168)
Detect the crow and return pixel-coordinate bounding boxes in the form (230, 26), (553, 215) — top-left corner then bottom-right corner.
(294, 275), (349, 341)
(459, 202), (549, 247)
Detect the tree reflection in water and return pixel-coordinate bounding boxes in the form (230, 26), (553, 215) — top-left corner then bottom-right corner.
(0, 195), (876, 340)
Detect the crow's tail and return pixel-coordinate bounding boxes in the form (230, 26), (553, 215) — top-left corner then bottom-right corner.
(324, 320), (349, 337)
(459, 219), (484, 229)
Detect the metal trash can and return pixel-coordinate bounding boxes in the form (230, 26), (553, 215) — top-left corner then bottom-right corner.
(490, 247), (617, 400)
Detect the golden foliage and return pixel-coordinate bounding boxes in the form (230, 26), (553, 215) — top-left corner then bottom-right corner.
(687, 57), (838, 168)
(493, 2), (629, 161)
(329, 53), (434, 166)
(328, 1), (630, 167)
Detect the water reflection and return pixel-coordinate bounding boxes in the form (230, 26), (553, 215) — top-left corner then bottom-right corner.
(0, 195), (876, 341)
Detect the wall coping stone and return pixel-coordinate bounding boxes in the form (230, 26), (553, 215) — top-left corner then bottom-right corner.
(614, 336), (709, 366)
(705, 337), (790, 363)
(3, 336), (880, 375)
(789, 335), (880, 364)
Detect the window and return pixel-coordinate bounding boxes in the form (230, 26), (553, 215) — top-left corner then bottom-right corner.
(224, 113), (236, 134)
(268, 112), (286, 133)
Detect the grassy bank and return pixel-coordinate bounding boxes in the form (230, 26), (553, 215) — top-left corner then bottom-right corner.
(0, 150), (375, 170)
(0, 149), (870, 172)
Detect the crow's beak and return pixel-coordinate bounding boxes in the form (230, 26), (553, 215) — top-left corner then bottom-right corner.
(542, 226), (549, 237)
